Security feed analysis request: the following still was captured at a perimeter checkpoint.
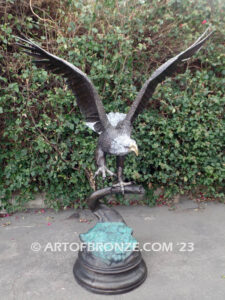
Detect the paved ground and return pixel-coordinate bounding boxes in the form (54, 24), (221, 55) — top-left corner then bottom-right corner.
(0, 199), (225, 300)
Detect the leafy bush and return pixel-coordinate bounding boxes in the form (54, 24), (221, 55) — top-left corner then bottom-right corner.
(0, 0), (224, 211)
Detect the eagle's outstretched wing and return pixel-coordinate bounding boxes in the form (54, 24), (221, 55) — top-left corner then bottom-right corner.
(124, 27), (213, 124)
(15, 35), (110, 134)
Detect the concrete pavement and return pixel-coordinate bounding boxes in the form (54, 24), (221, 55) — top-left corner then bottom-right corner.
(0, 199), (225, 300)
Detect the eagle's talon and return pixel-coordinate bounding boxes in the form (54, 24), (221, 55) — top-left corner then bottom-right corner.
(113, 181), (132, 195)
(94, 166), (115, 179)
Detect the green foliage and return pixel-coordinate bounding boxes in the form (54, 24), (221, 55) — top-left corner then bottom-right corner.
(0, 0), (224, 211)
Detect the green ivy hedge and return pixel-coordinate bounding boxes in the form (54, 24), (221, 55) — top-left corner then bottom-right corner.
(0, 0), (224, 211)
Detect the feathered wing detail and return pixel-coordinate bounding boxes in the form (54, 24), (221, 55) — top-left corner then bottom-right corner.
(86, 112), (126, 134)
(15, 35), (110, 133)
(124, 27), (213, 124)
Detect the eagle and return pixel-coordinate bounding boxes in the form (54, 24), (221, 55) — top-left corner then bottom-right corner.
(16, 28), (213, 193)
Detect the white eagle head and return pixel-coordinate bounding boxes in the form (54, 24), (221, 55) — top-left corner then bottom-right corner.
(110, 135), (138, 156)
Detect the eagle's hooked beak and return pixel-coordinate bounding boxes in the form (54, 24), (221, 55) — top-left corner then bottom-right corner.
(129, 144), (139, 156)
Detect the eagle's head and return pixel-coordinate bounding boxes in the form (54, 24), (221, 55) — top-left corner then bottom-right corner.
(110, 135), (138, 156)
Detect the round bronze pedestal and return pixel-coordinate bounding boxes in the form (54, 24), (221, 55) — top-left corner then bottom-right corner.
(73, 249), (147, 295)
(73, 201), (147, 294)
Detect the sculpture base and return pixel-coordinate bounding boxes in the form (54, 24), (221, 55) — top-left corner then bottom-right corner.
(73, 203), (147, 295)
(73, 250), (147, 295)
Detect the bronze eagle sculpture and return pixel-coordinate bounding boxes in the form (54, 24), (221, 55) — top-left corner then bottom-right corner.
(15, 28), (213, 192)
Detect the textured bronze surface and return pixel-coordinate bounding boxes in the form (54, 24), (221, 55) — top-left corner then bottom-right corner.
(15, 28), (213, 187)
(73, 204), (147, 295)
(16, 28), (213, 295)
(74, 253), (147, 295)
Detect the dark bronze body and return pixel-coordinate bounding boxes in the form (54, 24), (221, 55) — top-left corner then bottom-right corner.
(16, 28), (213, 295)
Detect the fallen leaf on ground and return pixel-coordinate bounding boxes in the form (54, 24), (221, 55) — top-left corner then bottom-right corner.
(2, 221), (11, 227)
(0, 213), (12, 218)
(79, 218), (90, 223)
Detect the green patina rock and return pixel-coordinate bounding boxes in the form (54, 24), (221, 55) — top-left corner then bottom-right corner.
(80, 222), (138, 264)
